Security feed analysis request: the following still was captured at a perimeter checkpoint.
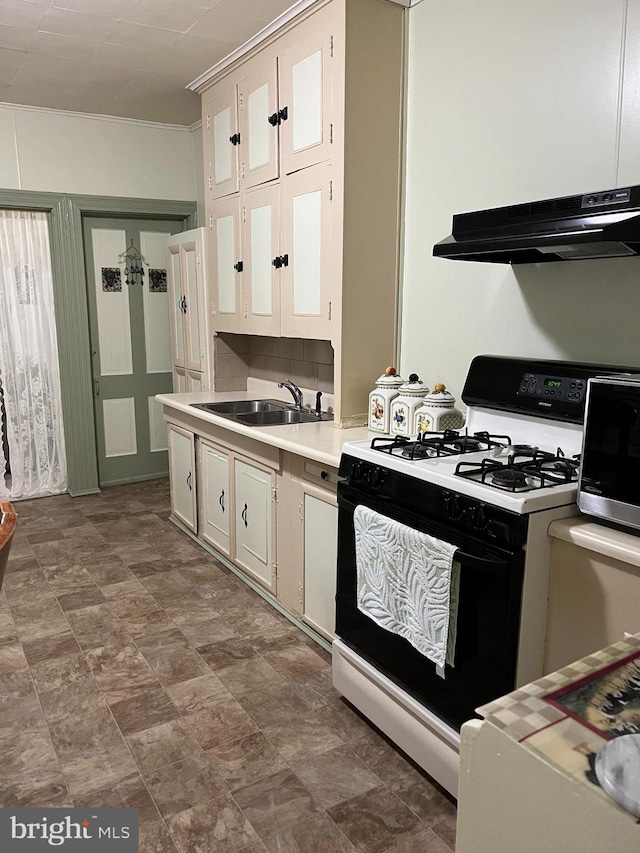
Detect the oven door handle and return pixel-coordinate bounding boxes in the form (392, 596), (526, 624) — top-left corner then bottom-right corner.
(454, 549), (508, 571)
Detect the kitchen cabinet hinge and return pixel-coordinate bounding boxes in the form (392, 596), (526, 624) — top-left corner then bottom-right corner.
(243, 302), (248, 319)
(240, 162), (245, 179)
(330, 123), (333, 145)
(242, 205), (246, 224)
(299, 500), (304, 520)
(330, 35), (334, 57)
(273, 562), (278, 578)
(209, 213), (213, 229)
(211, 301), (216, 316)
(206, 115), (210, 131)
(272, 487), (278, 502)
(208, 175), (212, 190)
(196, 254), (201, 265)
(298, 582), (303, 606)
(328, 301), (332, 321)
(239, 92), (244, 109)
(329, 180), (333, 201)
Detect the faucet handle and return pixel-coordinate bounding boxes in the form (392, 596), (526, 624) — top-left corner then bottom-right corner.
(315, 390), (322, 416)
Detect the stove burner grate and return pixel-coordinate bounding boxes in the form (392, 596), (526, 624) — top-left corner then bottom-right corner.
(370, 430), (513, 460)
(455, 448), (580, 492)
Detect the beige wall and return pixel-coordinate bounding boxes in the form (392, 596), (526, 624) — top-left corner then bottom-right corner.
(401, 0), (640, 402)
(0, 104), (201, 203)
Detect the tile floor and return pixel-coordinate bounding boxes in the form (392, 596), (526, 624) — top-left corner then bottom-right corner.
(0, 478), (456, 853)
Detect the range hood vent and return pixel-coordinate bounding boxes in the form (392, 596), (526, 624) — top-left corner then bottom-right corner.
(433, 185), (640, 264)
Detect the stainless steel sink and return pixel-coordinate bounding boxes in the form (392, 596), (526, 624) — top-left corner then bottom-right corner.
(235, 409), (324, 426)
(190, 399), (332, 427)
(191, 399), (286, 416)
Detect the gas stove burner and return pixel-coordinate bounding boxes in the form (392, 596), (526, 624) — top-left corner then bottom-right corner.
(507, 444), (539, 457)
(452, 436), (483, 452)
(491, 468), (529, 490)
(401, 442), (435, 459)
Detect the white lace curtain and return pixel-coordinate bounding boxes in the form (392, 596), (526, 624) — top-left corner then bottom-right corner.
(0, 210), (67, 499)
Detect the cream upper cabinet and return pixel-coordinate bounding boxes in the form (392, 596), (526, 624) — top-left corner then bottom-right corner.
(278, 6), (334, 175)
(280, 161), (332, 339)
(239, 51), (280, 190)
(168, 228), (210, 388)
(210, 196), (242, 333)
(195, 0), (404, 424)
(243, 183), (281, 336)
(204, 79), (240, 201)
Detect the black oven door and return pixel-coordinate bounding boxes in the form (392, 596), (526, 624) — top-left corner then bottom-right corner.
(335, 482), (525, 731)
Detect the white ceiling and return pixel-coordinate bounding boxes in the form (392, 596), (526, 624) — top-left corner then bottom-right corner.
(0, 0), (295, 125)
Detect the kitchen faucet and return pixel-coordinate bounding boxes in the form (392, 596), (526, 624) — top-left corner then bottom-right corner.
(278, 380), (303, 410)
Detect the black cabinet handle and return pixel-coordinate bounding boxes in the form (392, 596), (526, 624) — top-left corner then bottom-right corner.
(187, 471), (192, 491)
(280, 253), (289, 267)
(242, 503), (248, 527)
(268, 107), (288, 126)
(183, 296), (188, 313)
(268, 111), (279, 126)
(219, 489), (225, 512)
(234, 261), (243, 272)
(272, 256), (282, 269)
(229, 132), (241, 145)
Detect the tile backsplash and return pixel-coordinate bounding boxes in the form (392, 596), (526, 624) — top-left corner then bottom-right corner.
(214, 333), (334, 394)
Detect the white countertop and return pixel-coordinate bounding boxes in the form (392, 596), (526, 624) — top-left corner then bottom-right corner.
(548, 517), (640, 569)
(157, 389), (371, 469)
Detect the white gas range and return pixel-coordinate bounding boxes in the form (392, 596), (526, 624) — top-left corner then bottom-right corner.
(332, 355), (633, 797)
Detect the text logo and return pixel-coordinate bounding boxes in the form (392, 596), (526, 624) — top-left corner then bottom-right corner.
(0, 809), (138, 851)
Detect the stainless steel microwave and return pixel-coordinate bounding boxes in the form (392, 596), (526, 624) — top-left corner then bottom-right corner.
(578, 374), (640, 530)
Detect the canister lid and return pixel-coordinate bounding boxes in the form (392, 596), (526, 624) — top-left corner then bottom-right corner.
(422, 383), (457, 406)
(375, 366), (404, 387)
(397, 374), (429, 396)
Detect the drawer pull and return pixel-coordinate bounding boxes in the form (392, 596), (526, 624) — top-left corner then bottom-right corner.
(187, 471), (192, 491)
(242, 503), (248, 527)
(219, 489), (225, 512)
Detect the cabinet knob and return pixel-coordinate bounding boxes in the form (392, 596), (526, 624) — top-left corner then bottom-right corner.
(320, 470), (328, 480)
(234, 261), (243, 272)
(229, 132), (241, 145)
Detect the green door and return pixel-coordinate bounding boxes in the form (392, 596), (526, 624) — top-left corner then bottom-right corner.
(83, 217), (183, 487)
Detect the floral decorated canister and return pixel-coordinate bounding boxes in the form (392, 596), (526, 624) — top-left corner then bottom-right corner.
(368, 367), (404, 433)
(390, 374), (429, 436)
(414, 383), (465, 434)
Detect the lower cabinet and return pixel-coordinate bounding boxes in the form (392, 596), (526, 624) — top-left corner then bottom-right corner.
(199, 439), (231, 557)
(166, 415), (339, 643)
(280, 456), (339, 641)
(234, 458), (276, 594)
(168, 424), (197, 532)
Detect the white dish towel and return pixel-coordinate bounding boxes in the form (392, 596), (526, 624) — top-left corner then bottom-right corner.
(354, 505), (460, 672)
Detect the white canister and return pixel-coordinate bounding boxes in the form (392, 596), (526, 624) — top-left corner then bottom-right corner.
(368, 368), (404, 433)
(414, 383), (465, 434)
(390, 374), (430, 436)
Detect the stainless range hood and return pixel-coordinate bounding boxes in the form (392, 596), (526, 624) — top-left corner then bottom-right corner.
(433, 186), (640, 264)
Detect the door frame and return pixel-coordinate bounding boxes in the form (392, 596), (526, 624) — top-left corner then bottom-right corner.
(0, 189), (196, 496)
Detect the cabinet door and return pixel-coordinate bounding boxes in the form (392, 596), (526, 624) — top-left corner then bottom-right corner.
(239, 52), (280, 189)
(234, 458), (276, 593)
(211, 196), (242, 334)
(168, 424), (196, 532)
(243, 183), (281, 336)
(172, 366), (187, 393)
(207, 80), (240, 200)
(182, 236), (205, 373)
(199, 440), (231, 556)
(186, 370), (204, 393)
(279, 8), (334, 174)
(167, 242), (185, 369)
(280, 161), (333, 339)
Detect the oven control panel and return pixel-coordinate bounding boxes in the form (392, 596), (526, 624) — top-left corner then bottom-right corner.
(518, 372), (586, 403)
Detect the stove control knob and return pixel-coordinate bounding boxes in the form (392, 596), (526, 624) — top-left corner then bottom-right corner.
(442, 491), (461, 520)
(370, 467), (386, 489)
(351, 461), (365, 483)
(469, 503), (488, 531)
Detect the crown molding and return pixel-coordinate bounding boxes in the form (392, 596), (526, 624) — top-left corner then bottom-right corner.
(0, 101), (194, 132)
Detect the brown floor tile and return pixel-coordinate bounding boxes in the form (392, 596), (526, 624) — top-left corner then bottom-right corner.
(263, 812), (358, 853)
(119, 609), (176, 638)
(30, 652), (92, 694)
(236, 683), (314, 729)
(74, 772), (161, 827)
(126, 718), (202, 774)
(144, 754), (226, 818)
(0, 691), (47, 738)
(230, 607), (287, 639)
(315, 700), (372, 743)
(0, 774), (72, 808)
(216, 656), (286, 697)
(430, 816), (456, 851)
(262, 711), (344, 763)
(43, 563), (95, 592)
(382, 828), (453, 853)
(61, 743), (139, 798)
(65, 603), (128, 651)
(183, 698), (258, 750)
(101, 579), (159, 619)
(351, 735), (425, 788)
(85, 641), (157, 704)
(48, 705), (126, 764)
(327, 786), (423, 853)
(198, 637), (258, 670)
(288, 669), (340, 710)
(292, 745), (383, 809)
(83, 556), (134, 587)
(168, 793), (259, 853)
(245, 628), (301, 655)
(139, 820), (179, 853)
(263, 645), (329, 681)
(56, 585), (107, 612)
(233, 769), (322, 839)
(142, 646), (210, 687)
(22, 631), (81, 666)
(0, 641), (28, 673)
(128, 559), (174, 580)
(39, 678), (107, 725)
(166, 673), (232, 714)
(208, 731), (289, 791)
(171, 613), (237, 648)
(0, 669), (35, 703)
(390, 776), (456, 828)
(0, 728), (62, 791)
(109, 683), (181, 735)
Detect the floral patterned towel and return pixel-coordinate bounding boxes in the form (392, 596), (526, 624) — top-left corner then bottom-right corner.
(354, 505), (460, 670)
